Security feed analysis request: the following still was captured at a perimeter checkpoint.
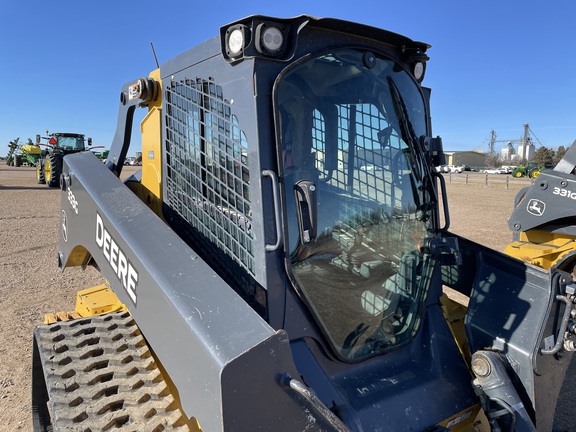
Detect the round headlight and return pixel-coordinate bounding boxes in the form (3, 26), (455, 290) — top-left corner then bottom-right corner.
(261, 26), (283, 52)
(414, 62), (425, 81)
(228, 28), (244, 56)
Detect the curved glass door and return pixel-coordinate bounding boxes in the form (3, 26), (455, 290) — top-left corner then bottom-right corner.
(275, 49), (435, 360)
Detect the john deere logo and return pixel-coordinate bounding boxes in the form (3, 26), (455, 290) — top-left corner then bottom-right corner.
(527, 199), (545, 216)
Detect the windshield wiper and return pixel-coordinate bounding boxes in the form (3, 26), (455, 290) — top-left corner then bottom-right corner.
(386, 76), (427, 199)
(387, 77), (419, 148)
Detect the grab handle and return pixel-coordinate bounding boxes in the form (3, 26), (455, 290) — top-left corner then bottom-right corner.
(435, 172), (450, 231)
(262, 170), (283, 251)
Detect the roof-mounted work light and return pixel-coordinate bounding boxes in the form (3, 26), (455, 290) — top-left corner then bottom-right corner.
(255, 23), (286, 56)
(228, 28), (245, 55)
(224, 24), (249, 60)
(404, 49), (429, 82)
(220, 16), (308, 63)
(414, 62), (425, 81)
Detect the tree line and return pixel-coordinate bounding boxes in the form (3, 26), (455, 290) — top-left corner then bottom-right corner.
(531, 145), (568, 167)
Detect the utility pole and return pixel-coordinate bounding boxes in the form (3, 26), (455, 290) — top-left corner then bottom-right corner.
(488, 130), (496, 156)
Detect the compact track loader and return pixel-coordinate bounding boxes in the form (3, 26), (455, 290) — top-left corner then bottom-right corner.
(32, 15), (576, 431)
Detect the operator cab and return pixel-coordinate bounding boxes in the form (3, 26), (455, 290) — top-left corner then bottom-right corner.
(275, 48), (435, 360)
(54, 134), (86, 151)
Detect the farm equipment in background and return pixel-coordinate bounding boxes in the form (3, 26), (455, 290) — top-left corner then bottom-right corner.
(35, 132), (93, 186)
(6, 138), (42, 167)
(6, 138), (20, 166)
(511, 161), (547, 179)
(31, 15), (576, 431)
(91, 148), (110, 162)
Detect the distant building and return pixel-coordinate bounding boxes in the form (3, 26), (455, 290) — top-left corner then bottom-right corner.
(444, 151), (486, 169)
(500, 141), (516, 162)
(516, 141), (535, 162)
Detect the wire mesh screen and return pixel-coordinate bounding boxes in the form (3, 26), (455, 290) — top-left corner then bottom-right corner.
(164, 78), (254, 276)
(312, 103), (404, 219)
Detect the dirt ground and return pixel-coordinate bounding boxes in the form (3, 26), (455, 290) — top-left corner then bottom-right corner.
(0, 164), (126, 430)
(0, 166), (572, 430)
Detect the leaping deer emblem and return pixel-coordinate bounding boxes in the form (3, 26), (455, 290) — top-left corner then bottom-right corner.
(527, 199), (545, 216)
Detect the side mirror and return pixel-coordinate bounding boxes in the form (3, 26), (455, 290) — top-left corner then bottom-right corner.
(35, 134), (40, 144)
(87, 137), (92, 146)
(422, 136), (445, 167)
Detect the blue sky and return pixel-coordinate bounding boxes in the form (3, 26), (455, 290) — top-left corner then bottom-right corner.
(2, 1), (575, 157)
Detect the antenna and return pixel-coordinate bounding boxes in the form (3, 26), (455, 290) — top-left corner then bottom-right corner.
(150, 42), (160, 69)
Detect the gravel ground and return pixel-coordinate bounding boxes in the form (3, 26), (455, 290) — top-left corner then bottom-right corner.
(0, 166), (573, 431)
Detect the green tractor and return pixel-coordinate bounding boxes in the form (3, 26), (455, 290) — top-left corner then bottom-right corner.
(36, 132), (93, 186)
(511, 161), (547, 179)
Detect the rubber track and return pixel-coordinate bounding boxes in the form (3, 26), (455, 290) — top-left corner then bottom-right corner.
(34, 311), (191, 431)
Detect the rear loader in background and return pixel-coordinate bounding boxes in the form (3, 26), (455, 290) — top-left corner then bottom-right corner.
(505, 141), (576, 273)
(31, 15), (576, 431)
